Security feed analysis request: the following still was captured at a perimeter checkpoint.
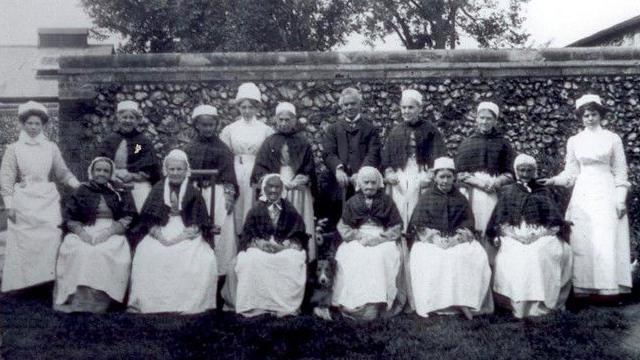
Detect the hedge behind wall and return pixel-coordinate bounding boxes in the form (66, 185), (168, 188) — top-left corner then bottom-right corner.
(57, 49), (640, 256)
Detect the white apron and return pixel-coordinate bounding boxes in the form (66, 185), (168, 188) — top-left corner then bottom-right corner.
(202, 185), (237, 275)
(235, 248), (306, 316)
(493, 233), (573, 318)
(459, 171), (499, 263)
(386, 158), (427, 230)
(280, 165), (315, 260)
(233, 155), (256, 234)
(131, 181), (152, 213)
(568, 163), (632, 294)
(128, 216), (218, 314)
(54, 218), (131, 305)
(332, 225), (400, 310)
(2, 182), (62, 292)
(410, 240), (493, 317)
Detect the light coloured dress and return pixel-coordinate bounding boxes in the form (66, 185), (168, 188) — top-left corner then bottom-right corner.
(552, 127), (632, 295)
(220, 117), (274, 233)
(0, 131), (79, 292)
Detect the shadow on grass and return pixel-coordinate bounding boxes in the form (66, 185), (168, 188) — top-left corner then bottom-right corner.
(1, 292), (638, 360)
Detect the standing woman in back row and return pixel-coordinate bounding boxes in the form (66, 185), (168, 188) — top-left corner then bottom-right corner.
(454, 102), (515, 261)
(220, 83), (275, 233)
(1, 101), (80, 293)
(98, 100), (161, 212)
(539, 94), (632, 299)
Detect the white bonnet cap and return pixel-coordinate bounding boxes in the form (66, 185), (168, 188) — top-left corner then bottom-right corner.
(275, 102), (296, 116)
(575, 94), (602, 110)
(191, 104), (218, 119)
(401, 89), (423, 105)
(433, 157), (456, 172)
(117, 100), (141, 114)
(477, 101), (499, 117)
(235, 82), (262, 103)
(18, 101), (48, 119)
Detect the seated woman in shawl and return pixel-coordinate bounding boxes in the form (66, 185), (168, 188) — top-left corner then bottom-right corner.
(408, 157), (493, 320)
(332, 166), (402, 321)
(98, 100), (161, 212)
(128, 149), (217, 314)
(185, 105), (238, 285)
(225, 173), (308, 317)
(54, 157), (137, 313)
(487, 154), (573, 318)
(251, 102), (317, 258)
(454, 102), (515, 262)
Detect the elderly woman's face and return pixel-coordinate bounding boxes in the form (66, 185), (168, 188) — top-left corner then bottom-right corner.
(582, 109), (602, 129)
(275, 111), (297, 134)
(360, 176), (379, 198)
(238, 100), (258, 121)
(264, 177), (283, 203)
(165, 158), (188, 184)
(195, 115), (218, 138)
(435, 169), (455, 193)
(476, 109), (497, 134)
(117, 110), (139, 134)
(516, 164), (537, 182)
(340, 94), (362, 119)
(23, 115), (44, 137)
(401, 98), (421, 124)
(91, 160), (112, 185)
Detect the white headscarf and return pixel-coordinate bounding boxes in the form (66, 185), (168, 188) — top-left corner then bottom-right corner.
(355, 166), (384, 192)
(162, 149), (191, 210)
(259, 173), (285, 202)
(513, 153), (538, 180)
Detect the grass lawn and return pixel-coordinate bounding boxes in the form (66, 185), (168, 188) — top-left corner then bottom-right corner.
(2, 292), (640, 360)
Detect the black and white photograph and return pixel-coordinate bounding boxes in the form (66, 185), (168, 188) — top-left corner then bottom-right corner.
(2, 0), (640, 358)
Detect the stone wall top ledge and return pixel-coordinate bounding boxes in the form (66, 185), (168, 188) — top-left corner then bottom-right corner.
(58, 47), (640, 70)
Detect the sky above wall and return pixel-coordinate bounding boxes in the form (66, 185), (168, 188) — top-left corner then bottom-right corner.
(1, 0), (640, 50)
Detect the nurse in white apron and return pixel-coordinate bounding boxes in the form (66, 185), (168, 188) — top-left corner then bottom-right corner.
(1, 101), (80, 293)
(219, 83), (274, 234)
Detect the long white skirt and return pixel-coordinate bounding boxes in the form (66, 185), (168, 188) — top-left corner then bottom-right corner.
(2, 182), (62, 292)
(54, 218), (131, 306)
(568, 165), (632, 295)
(410, 241), (493, 317)
(128, 216), (218, 314)
(459, 172), (499, 263)
(202, 185), (237, 275)
(235, 248), (306, 316)
(131, 181), (152, 213)
(332, 226), (401, 310)
(493, 235), (573, 318)
(233, 155), (256, 235)
(280, 166), (315, 259)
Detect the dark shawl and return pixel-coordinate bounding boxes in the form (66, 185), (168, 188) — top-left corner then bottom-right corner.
(341, 192), (402, 229)
(382, 118), (447, 170)
(98, 130), (161, 184)
(62, 181), (137, 232)
(454, 129), (515, 176)
(321, 115), (381, 175)
(486, 181), (571, 242)
(251, 132), (317, 196)
(134, 179), (214, 246)
(407, 185), (475, 247)
(240, 199), (308, 251)
(184, 135), (238, 194)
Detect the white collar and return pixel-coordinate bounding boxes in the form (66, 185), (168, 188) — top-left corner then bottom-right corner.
(268, 200), (282, 211)
(18, 130), (46, 145)
(345, 114), (361, 123)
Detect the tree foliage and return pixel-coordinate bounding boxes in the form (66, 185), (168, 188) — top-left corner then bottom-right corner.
(81, 0), (358, 53)
(353, 0), (530, 49)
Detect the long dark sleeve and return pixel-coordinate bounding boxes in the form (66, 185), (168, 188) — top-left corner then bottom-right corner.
(322, 125), (343, 173)
(362, 128), (381, 169)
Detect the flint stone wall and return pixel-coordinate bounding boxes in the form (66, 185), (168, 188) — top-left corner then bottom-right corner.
(58, 48), (640, 254)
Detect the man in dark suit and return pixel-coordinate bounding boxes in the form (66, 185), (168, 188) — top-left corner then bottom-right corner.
(321, 87), (381, 216)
